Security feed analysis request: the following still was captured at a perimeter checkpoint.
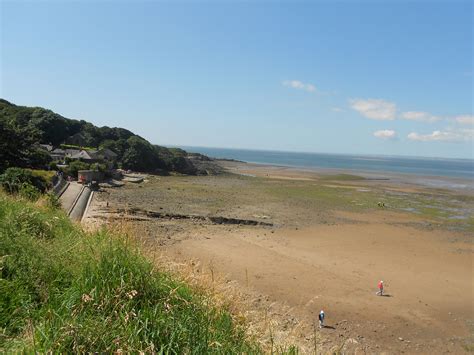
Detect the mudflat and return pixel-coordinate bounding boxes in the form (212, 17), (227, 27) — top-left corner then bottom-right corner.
(84, 161), (474, 353)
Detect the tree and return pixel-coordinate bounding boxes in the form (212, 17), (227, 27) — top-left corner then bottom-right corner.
(122, 136), (165, 172)
(100, 139), (127, 157)
(30, 108), (71, 145)
(0, 99), (202, 175)
(62, 161), (90, 179)
(0, 118), (43, 172)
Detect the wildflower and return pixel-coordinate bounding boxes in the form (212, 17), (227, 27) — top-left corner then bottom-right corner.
(81, 294), (93, 303)
(126, 290), (138, 299)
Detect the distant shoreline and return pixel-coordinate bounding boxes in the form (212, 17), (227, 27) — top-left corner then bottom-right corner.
(180, 146), (474, 182)
(217, 159), (474, 193)
(178, 145), (474, 163)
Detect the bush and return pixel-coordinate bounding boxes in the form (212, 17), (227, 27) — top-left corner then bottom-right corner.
(31, 170), (55, 188)
(0, 167), (48, 195)
(18, 183), (41, 201)
(61, 161), (90, 179)
(59, 144), (96, 151)
(45, 192), (61, 209)
(48, 161), (58, 171)
(90, 163), (107, 172)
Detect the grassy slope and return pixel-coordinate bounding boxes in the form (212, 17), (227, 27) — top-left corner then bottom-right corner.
(0, 193), (260, 353)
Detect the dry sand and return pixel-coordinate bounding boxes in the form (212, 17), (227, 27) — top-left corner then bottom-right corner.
(84, 162), (474, 353)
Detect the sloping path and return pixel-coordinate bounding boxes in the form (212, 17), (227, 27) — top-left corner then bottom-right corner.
(69, 187), (92, 221)
(59, 182), (82, 213)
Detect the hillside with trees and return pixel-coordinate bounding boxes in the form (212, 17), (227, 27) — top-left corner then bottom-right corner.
(0, 99), (210, 175)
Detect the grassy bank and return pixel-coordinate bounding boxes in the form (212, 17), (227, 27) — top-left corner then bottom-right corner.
(0, 192), (260, 353)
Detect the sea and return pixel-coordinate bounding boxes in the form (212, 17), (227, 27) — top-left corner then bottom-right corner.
(180, 146), (474, 189)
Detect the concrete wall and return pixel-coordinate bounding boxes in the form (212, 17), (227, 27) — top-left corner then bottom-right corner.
(78, 170), (104, 183)
(52, 176), (69, 196)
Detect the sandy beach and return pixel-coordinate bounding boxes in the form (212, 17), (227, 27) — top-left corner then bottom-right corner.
(84, 161), (473, 353)
(4, 2), (471, 352)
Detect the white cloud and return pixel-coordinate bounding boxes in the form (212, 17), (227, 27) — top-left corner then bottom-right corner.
(401, 111), (440, 123)
(331, 107), (344, 112)
(349, 98), (396, 120)
(283, 80), (316, 93)
(373, 129), (397, 139)
(453, 115), (474, 125)
(407, 129), (474, 142)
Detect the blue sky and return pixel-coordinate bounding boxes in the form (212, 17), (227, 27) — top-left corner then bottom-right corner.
(1, 1), (472, 159)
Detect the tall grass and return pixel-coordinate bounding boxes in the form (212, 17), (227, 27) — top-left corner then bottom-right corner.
(0, 192), (260, 353)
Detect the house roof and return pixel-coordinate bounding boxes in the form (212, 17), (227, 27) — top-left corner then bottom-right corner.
(70, 149), (102, 160)
(39, 144), (53, 152)
(71, 150), (91, 160)
(64, 149), (81, 157)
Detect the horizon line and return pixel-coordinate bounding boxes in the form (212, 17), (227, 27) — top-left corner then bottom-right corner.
(165, 144), (474, 162)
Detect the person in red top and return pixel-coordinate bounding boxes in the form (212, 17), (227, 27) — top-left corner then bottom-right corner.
(376, 280), (384, 296)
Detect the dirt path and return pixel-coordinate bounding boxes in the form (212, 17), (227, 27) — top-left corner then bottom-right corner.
(165, 222), (473, 353)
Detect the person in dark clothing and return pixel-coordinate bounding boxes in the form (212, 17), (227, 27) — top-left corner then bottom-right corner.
(318, 310), (325, 328)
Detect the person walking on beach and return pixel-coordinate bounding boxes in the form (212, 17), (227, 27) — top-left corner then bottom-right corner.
(318, 310), (325, 328)
(376, 280), (384, 296)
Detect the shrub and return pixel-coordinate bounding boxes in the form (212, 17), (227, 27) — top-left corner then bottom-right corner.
(48, 161), (58, 171)
(60, 144), (96, 151)
(61, 161), (90, 179)
(31, 170), (55, 187)
(90, 163), (107, 172)
(18, 183), (41, 201)
(45, 192), (61, 209)
(0, 167), (48, 195)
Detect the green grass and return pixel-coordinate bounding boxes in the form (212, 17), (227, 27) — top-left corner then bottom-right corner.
(318, 174), (366, 181)
(0, 193), (261, 353)
(60, 144), (97, 151)
(262, 180), (375, 211)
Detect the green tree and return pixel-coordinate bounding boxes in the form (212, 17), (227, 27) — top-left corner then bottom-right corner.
(29, 108), (72, 145)
(0, 118), (43, 172)
(100, 138), (127, 157)
(122, 136), (165, 172)
(0, 98), (202, 176)
(62, 161), (90, 179)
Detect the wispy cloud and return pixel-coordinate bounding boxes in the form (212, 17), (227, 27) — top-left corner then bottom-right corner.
(400, 111), (440, 123)
(331, 107), (344, 112)
(400, 112), (474, 125)
(349, 98), (396, 120)
(283, 80), (316, 93)
(453, 115), (474, 125)
(407, 128), (474, 142)
(373, 129), (397, 140)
